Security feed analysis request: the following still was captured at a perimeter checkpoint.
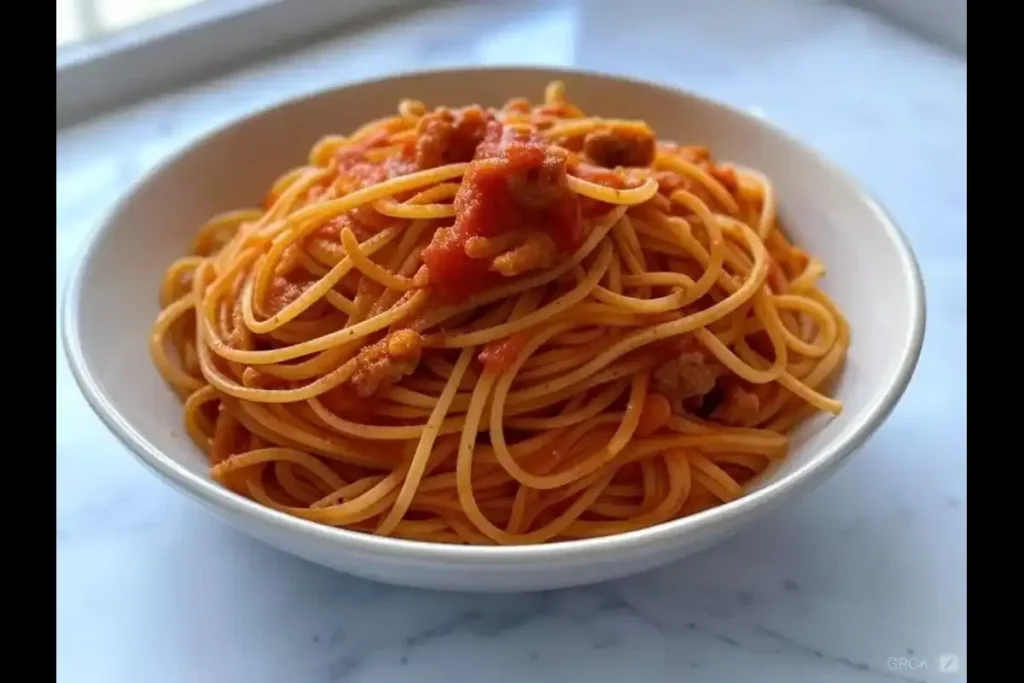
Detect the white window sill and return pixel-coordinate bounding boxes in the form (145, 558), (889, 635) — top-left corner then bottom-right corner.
(56, 0), (434, 128)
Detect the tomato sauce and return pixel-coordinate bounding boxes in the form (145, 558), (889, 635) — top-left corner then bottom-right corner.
(265, 276), (311, 316)
(478, 331), (532, 373)
(569, 161), (633, 218)
(336, 130), (418, 188)
(318, 384), (380, 423)
(571, 162), (626, 189)
(421, 122), (583, 301)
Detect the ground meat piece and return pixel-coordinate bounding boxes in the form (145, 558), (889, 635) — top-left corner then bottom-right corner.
(654, 351), (721, 402)
(464, 231), (528, 259)
(419, 121), (582, 301)
(506, 149), (573, 208)
(415, 106), (493, 168)
(713, 382), (761, 426)
(350, 329), (424, 397)
(583, 127), (656, 168)
(490, 234), (557, 277)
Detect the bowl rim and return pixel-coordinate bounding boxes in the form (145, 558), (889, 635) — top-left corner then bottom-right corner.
(60, 64), (927, 564)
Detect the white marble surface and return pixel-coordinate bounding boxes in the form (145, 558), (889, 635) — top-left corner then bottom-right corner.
(56, 1), (967, 681)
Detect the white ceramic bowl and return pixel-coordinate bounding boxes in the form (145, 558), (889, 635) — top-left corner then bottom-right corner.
(61, 67), (925, 592)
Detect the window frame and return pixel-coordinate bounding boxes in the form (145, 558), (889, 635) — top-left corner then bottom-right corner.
(56, 0), (432, 128)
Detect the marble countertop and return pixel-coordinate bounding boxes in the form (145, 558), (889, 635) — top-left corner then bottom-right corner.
(56, 1), (966, 681)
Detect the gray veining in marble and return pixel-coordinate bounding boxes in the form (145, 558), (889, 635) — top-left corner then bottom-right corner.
(56, 1), (966, 681)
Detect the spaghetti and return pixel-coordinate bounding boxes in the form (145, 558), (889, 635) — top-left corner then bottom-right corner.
(151, 82), (849, 545)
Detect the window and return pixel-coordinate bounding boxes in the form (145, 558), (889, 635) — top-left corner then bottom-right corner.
(56, 0), (431, 127)
(57, 0), (211, 49)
